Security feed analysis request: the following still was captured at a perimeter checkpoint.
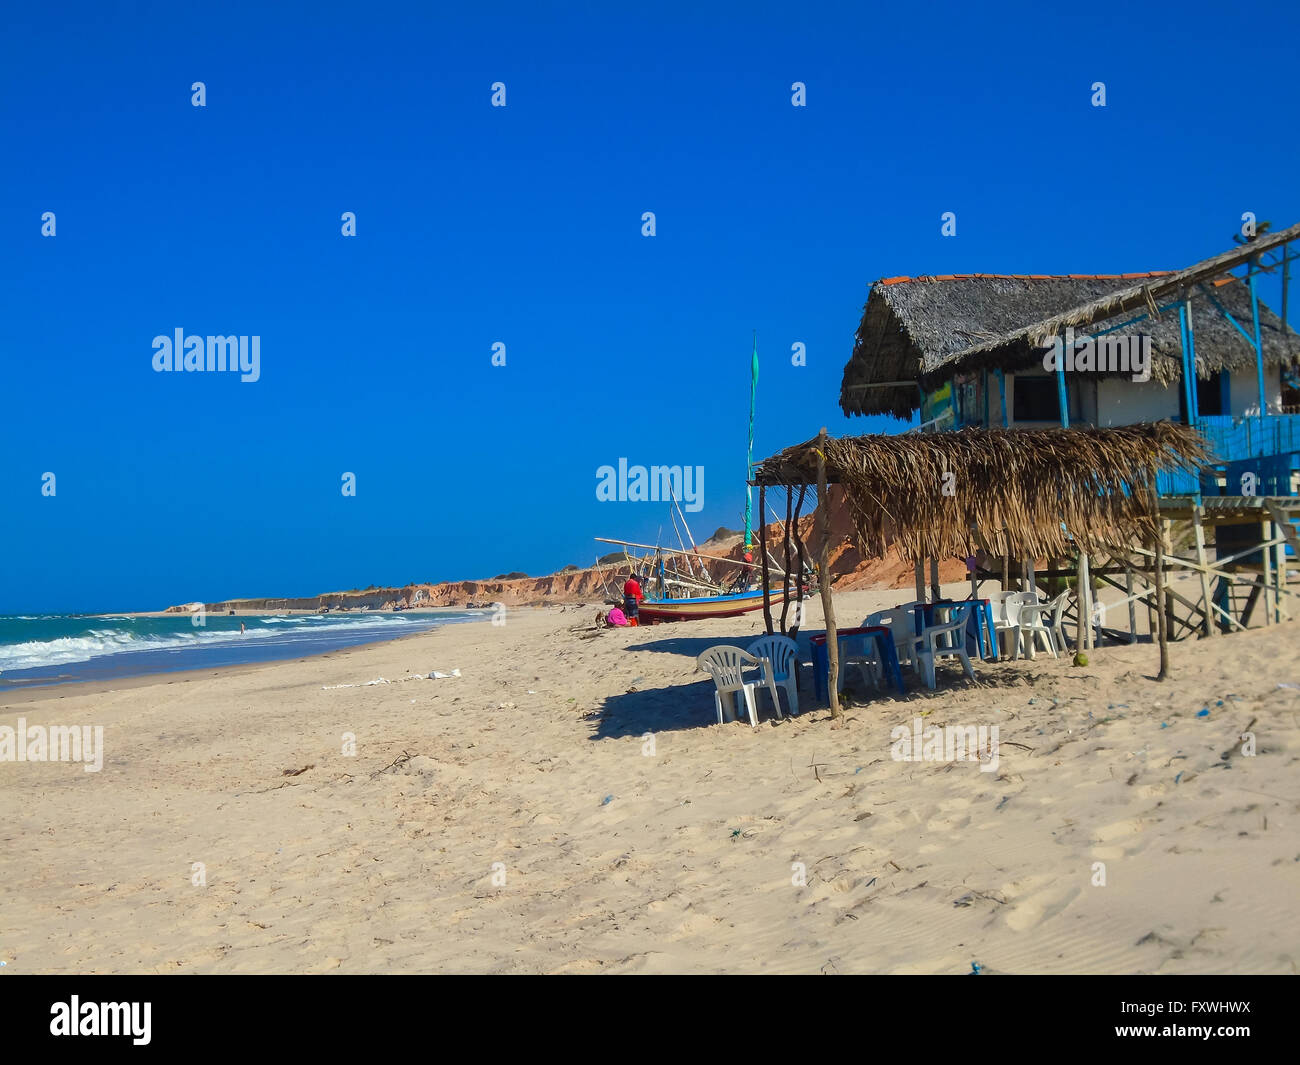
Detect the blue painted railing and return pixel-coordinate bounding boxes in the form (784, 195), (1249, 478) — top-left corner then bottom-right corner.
(1196, 413), (1300, 464)
(1157, 414), (1300, 497)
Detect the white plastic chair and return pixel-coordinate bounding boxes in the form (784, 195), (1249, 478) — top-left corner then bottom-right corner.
(1017, 591), (1065, 659)
(990, 591), (1026, 660)
(909, 604), (976, 690)
(865, 608), (918, 674)
(747, 634), (800, 717)
(696, 646), (778, 727)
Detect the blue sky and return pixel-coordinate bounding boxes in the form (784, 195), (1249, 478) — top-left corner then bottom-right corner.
(2, 0), (1297, 613)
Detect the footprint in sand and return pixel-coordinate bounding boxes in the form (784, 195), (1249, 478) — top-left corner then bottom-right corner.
(1091, 817), (1147, 860)
(1002, 878), (1083, 932)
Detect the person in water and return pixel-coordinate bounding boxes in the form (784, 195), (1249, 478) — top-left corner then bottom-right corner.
(622, 576), (644, 627)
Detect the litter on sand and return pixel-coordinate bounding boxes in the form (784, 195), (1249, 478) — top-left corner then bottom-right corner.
(324, 670), (461, 689)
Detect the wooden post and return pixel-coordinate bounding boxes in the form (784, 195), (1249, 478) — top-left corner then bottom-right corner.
(1125, 567), (1137, 644)
(1075, 552), (1088, 650)
(1192, 505), (1214, 638)
(778, 487), (793, 634)
(791, 485), (808, 637)
(760, 484), (773, 635)
(915, 558), (926, 604)
(1162, 519), (1176, 643)
(1276, 532), (1288, 624)
(1080, 554), (1094, 650)
(816, 429), (840, 719)
(1001, 552), (1011, 593)
(1260, 518), (1273, 627)
(1088, 556), (1097, 649)
(1154, 531), (1170, 680)
(930, 557), (941, 602)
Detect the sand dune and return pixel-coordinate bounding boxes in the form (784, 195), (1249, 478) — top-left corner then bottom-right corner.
(2, 585), (1298, 974)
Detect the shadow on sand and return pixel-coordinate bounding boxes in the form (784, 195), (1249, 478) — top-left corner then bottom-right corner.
(589, 626), (1033, 740)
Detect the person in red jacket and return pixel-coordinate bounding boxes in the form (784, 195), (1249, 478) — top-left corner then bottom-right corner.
(622, 577), (644, 627)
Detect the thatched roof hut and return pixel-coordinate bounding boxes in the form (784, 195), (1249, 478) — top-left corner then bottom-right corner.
(842, 223), (1300, 420)
(754, 423), (1210, 561)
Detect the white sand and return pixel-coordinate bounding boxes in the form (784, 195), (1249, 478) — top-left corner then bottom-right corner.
(3, 584), (1298, 974)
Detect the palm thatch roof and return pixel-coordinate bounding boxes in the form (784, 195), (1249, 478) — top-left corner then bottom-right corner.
(753, 423), (1210, 562)
(842, 223), (1300, 419)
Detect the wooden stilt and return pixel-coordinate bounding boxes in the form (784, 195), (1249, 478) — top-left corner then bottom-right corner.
(1192, 505), (1214, 638)
(1162, 520), (1176, 644)
(1125, 567), (1137, 644)
(816, 429), (840, 720)
(1277, 533), (1289, 625)
(1260, 518), (1273, 627)
(1154, 532), (1170, 680)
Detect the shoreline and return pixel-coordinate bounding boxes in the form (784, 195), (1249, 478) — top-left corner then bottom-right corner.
(0, 609), (503, 703)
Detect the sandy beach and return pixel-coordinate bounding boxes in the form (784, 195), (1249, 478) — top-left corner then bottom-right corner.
(3, 582), (1298, 975)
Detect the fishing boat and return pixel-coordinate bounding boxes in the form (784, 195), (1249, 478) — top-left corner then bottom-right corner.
(593, 537), (795, 622)
(636, 587), (786, 622)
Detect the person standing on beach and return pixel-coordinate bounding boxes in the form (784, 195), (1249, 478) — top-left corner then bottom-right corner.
(622, 576), (644, 627)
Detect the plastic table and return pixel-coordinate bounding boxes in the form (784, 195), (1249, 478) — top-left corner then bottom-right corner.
(809, 626), (906, 701)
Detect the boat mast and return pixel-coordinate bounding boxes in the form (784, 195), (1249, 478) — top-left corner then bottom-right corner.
(743, 331), (758, 557)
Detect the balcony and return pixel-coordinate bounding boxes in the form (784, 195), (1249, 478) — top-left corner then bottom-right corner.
(1157, 413), (1300, 497)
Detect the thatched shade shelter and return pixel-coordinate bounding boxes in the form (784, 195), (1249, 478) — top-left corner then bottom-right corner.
(841, 221), (1300, 419)
(753, 422), (1211, 705)
(755, 423), (1210, 562)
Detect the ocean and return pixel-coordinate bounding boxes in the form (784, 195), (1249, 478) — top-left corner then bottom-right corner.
(0, 610), (485, 690)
